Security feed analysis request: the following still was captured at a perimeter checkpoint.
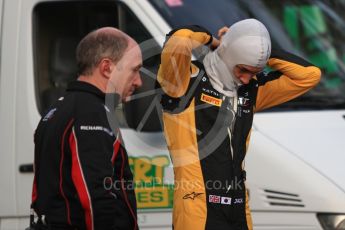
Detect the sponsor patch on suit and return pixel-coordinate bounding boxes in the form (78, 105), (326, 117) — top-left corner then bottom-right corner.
(201, 93), (222, 107)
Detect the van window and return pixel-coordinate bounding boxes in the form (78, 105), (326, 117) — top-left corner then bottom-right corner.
(149, 0), (345, 110)
(0, 0), (3, 85)
(259, 0), (345, 110)
(33, 1), (162, 131)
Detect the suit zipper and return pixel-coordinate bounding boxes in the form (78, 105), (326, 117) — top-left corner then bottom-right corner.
(228, 127), (234, 160)
(225, 94), (237, 194)
(224, 94), (237, 161)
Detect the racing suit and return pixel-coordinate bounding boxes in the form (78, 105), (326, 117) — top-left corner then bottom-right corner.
(157, 25), (321, 230)
(31, 81), (138, 230)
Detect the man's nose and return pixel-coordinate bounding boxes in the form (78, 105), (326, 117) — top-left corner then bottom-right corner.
(240, 75), (251, 84)
(134, 74), (143, 88)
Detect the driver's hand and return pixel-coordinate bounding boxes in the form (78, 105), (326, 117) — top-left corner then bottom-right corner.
(210, 37), (220, 50)
(218, 26), (229, 42)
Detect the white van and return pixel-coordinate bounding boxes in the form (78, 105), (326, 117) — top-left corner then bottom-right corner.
(0, 0), (344, 229)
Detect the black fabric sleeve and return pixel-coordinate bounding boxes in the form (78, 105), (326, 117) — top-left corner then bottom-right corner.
(72, 112), (118, 229)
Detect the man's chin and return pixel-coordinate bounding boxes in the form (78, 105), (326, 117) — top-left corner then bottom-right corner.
(123, 95), (132, 103)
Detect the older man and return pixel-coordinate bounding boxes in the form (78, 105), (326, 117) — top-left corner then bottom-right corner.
(30, 27), (142, 230)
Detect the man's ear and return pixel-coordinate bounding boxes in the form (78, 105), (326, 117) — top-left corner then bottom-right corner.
(99, 58), (113, 79)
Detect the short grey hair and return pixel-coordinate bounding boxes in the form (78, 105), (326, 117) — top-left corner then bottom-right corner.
(76, 28), (129, 76)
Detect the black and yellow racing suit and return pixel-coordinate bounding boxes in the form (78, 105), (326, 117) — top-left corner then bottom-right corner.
(157, 25), (321, 230)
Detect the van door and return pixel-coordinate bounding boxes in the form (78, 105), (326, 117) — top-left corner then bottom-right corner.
(0, 0), (20, 222)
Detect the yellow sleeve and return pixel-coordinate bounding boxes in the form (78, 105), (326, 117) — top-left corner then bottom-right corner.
(255, 50), (321, 112)
(157, 26), (212, 98)
(245, 188), (253, 230)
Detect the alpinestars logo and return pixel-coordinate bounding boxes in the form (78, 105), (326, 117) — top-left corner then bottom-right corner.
(183, 192), (203, 200)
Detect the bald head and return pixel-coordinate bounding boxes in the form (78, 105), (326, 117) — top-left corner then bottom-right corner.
(76, 27), (136, 76)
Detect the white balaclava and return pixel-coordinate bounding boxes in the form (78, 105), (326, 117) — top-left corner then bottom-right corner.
(203, 19), (271, 97)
